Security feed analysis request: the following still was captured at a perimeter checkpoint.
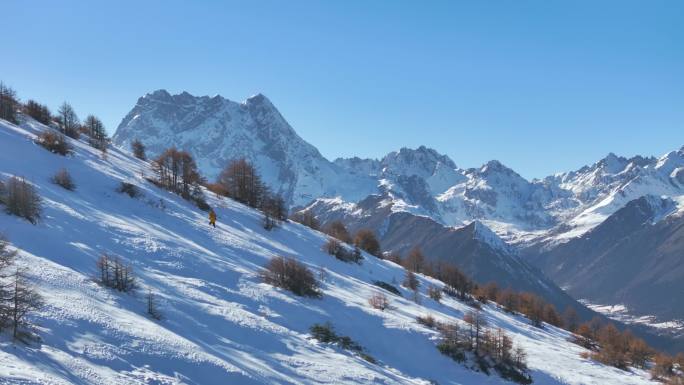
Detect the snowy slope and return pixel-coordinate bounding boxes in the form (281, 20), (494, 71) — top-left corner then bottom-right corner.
(0, 117), (659, 384)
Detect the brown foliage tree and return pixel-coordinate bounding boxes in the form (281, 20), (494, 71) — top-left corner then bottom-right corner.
(368, 292), (390, 311)
(51, 168), (76, 191)
(651, 353), (675, 380)
(463, 310), (488, 352)
(96, 254), (136, 292)
(23, 100), (51, 125)
(354, 229), (380, 257)
(324, 221), (352, 244)
(496, 288), (520, 313)
(153, 147), (203, 196)
(0, 82), (19, 124)
(216, 158), (265, 208)
(6, 269), (43, 340)
(3, 177), (41, 224)
(518, 292), (545, 327)
(562, 306), (579, 332)
(439, 264), (473, 300)
(57, 102), (80, 139)
(543, 303), (562, 327)
(402, 246), (425, 273)
(36, 130), (71, 155)
(83, 115), (108, 151)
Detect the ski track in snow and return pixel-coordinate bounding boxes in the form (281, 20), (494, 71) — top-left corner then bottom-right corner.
(0, 116), (658, 384)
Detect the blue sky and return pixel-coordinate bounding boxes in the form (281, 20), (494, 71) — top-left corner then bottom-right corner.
(2, 0), (682, 179)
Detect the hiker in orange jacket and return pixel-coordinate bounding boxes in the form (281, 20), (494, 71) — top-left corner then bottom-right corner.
(209, 209), (217, 228)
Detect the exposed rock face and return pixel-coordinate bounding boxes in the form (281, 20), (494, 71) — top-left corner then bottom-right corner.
(113, 90), (376, 207)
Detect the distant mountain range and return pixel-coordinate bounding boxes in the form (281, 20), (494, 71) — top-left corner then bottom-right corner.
(113, 90), (684, 336)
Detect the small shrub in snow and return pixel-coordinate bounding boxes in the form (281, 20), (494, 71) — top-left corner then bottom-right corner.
(187, 186), (210, 211)
(51, 168), (76, 191)
(428, 285), (442, 302)
(131, 139), (146, 160)
(309, 322), (376, 364)
(372, 280), (401, 296)
(261, 256), (321, 298)
(417, 314), (437, 329)
(36, 130), (71, 155)
(368, 292), (390, 311)
(324, 238), (363, 264)
(3, 177), (41, 224)
(117, 182), (141, 198)
(263, 211), (277, 231)
(96, 254), (136, 293)
(324, 238), (342, 255)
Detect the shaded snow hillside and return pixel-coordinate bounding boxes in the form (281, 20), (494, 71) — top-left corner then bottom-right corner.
(300, 195), (593, 321)
(112, 90), (377, 208)
(0, 116), (660, 385)
(532, 194), (684, 325)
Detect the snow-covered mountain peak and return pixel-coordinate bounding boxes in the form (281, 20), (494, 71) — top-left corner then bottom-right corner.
(116, 88), (684, 248)
(597, 152), (626, 173)
(473, 160), (525, 182)
(244, 92), (272, 106)
(113, 90), (378, 208)
(380, 146), (457, 177)
(654, 147), (684, 177)
(144, 88), (173, 101)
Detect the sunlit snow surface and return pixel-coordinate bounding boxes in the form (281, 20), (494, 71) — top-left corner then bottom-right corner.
(0, 117), (657, 384)
(581, 301), (684, 332)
